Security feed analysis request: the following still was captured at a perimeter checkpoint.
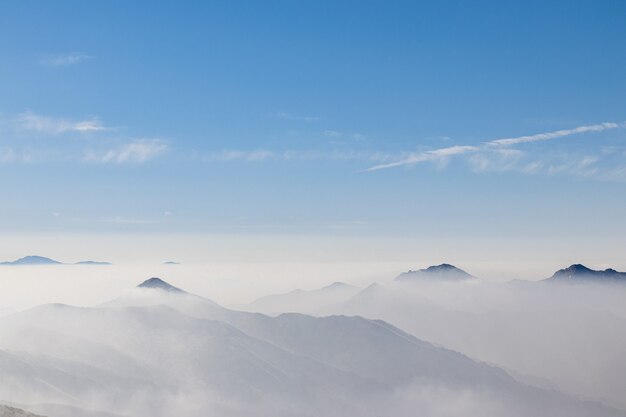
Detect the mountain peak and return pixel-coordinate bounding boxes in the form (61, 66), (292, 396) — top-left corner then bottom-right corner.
(323, 281), (352, 290)
(137, 277), (185, 293)
(396, 263), (473, 282)
(0, 255), (63, 265)
(547, 264), (626, 283)
(564, 264), (593, 273)
(424, 263), (462, 272)
(75, 260), (112, 265)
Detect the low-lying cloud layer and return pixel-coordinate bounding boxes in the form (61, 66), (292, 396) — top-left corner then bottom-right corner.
(1, 270), (625, 417)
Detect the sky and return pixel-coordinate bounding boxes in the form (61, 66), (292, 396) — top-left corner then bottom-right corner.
(0, 1), (625, 276)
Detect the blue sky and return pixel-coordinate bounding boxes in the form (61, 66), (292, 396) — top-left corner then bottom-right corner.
(1, 1), (625, 250)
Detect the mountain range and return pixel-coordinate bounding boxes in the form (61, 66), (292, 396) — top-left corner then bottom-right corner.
(395, 263), (475, 282)
(2, 257), (623, 283)
(242, 281), (361, 314)
(243, 263), (626, 410)
(0, 256), (111, 266)
(545, 264), (626, 283)
(1, 277), (624, 417)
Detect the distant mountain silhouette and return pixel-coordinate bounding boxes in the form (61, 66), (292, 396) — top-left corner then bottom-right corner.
(163, 261), (180, 265)
(0, 256), (112, 266)
(75, 261), (112, 265)
(0, 256), (62, 265)
(395, 263), (474, 282)
(137, 277), (185, 293)
(244, 281), (360, 315)
(545, 264), (626, 283)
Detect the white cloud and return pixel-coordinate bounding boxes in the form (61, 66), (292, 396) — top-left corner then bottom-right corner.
(17, 110), (107, 134)
(206, 149), (392, 164)
(275, 112), (320, 122)
(40, 52), (92, 67)
(84, 139), (168, 164)
(365, 121), (624, 172)
(216, 150), (275, 161)
(467, 148), (619, 181)
(0, 147), (36, 164)
(0, 148), (17, 163)
(323, 130), (365, 141)
(487, 122), (620, 146)
(323, 130), (342, 137)
(104, 216), (155, 224)
(365, 146), (478, 171)
(467, 149), (525, 172)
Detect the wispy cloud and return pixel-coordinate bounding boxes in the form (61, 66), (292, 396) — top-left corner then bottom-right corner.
(0, 148), (17, 163)
(365, 146), (478, 171)
(487, 122), (620, 146)
(205, 149), (392, 163)
(40, 52), (92, 67)
(323, 130), (365, 141)
(0, 147), (36, 164)
(323, 130), (342, 137)
(103, 216), (156, 224)
(214, 150), (276, 161)
(365, 122), (624, 172)
(465, 147), (626, 182)
(17, 110), (107, 134)
(275, 112), (320, 122)
(467, 148), (526, 173)
(83, 139), (168, 164)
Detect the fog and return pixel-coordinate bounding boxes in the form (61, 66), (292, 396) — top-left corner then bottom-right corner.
(243, 273), (626, 411)
(1, 261), (626, 417)
(0, 262), (402, 310)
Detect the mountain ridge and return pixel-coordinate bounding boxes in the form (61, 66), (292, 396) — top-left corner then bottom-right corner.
(395, 263), (474, 282)
(0, 256), (111, 266)
(545, 264), (626, 283)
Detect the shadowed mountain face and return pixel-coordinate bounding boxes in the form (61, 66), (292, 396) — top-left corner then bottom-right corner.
(545, 264), (626, 283)
(395, 264), (474, 282)
(0, 256), (62, 266)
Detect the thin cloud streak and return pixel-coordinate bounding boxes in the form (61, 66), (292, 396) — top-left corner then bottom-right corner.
(365, 146), (478, 171)
(83, 139), (168, 164)
(366, 122), (624, 172)
(17, 110), (107, 134)
(275, 112), (320, 122)
(487, 122), (620, 146)
(205, 149), (393, 163)
(40, 52), (92, 67)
